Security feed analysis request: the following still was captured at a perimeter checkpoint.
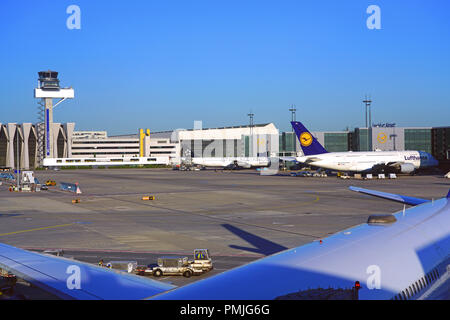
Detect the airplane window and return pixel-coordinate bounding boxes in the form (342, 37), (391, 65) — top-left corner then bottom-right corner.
(421, 278), (426, 288)
(402, 291), (407, 300)
(406, 287), (411, 299)
(417, 280), (422, 291)
(435, 269), (439, 278)
(412, 284), (417, 295)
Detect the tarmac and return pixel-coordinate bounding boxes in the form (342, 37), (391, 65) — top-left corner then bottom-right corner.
(0, 168), (449, 298)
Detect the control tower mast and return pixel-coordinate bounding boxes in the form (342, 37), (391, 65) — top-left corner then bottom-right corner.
(34, 71), (74, 166)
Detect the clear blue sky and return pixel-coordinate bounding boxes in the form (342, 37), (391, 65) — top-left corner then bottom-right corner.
(1, 0), (449, 135)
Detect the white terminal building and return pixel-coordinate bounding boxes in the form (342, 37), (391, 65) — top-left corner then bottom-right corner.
(45, 123), (279, 167)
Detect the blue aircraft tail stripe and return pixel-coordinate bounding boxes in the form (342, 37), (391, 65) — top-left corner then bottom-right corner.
(291, 121), (328, 156)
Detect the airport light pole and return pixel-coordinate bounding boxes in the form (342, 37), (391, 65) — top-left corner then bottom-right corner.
(289, 105), (297, 155)
(363, 96), (372, 151)
(363, 95), (372, 128)
(289, 105), (297, 128)
(247, 112), (254, 157)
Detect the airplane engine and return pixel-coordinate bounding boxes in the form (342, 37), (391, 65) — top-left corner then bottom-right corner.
(400, 163), (415, 173)
(236, 161), (251, 168)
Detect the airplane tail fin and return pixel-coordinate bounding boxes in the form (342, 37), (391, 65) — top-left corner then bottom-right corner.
(291, 121), (328, 156)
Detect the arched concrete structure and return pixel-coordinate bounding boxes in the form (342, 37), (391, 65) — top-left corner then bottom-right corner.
(0, 123), (74, 169)
(0, 125), (7, 167)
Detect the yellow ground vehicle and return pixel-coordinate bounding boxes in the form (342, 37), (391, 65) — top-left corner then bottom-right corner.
(45, 180), (56, 186)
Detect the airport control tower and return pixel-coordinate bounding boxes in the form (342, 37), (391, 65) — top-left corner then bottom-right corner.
(34, 71), (74, 165)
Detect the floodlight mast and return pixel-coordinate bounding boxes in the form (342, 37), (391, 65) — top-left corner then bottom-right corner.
(363, 95), (372, 151)
(247, 112), (254, 157)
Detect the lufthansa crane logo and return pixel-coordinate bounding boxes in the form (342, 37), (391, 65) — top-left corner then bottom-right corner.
(300, 132), (313, 147)
(377, 132), (387, 144)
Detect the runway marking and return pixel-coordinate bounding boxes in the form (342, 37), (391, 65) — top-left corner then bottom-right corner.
(0, 223), (76, 237)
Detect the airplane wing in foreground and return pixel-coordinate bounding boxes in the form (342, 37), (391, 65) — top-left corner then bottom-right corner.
(348, 186), (429, 206)
(0, 243), (175, 300)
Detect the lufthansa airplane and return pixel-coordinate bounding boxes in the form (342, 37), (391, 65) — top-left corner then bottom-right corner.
(0, 187), (448, 299)
(285, 121), (439, 174)
(192, 157), (270, 169)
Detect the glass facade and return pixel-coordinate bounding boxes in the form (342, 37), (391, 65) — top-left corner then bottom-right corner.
(404, 129), (432, 153)
(432, 127), (450, 160)
(354, 128), (370, 151)
(324, 133), (348, 152)
(244, 136), (250, 157)
(278, 132), (297, 156)
(276, 127), (436, 154)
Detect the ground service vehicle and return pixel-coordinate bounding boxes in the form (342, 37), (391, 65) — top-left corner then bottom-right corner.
(190, 249), (213, 272)
(135, 249), (213, 278)
(152, 256), (197, 278)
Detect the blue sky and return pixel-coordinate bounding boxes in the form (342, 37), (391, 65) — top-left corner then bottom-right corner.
(0, 0), (449, 135)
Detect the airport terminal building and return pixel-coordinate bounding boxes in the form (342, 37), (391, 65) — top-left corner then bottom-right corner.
(1, 121), (449, 170)
(0, 123), (280, 169)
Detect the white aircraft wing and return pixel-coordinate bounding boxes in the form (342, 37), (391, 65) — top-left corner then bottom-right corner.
(279, 156), (297, 162)
(279, 156), (321, 164)
(349, 186), (429, 206)
(0, 243), (175, 299)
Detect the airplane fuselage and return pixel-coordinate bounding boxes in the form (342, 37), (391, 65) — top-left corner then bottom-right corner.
(192, 157), (270, 168)
(296, 150), (438, 173)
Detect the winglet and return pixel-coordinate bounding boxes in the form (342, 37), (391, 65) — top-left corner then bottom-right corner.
(349, 186), (429, 206)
